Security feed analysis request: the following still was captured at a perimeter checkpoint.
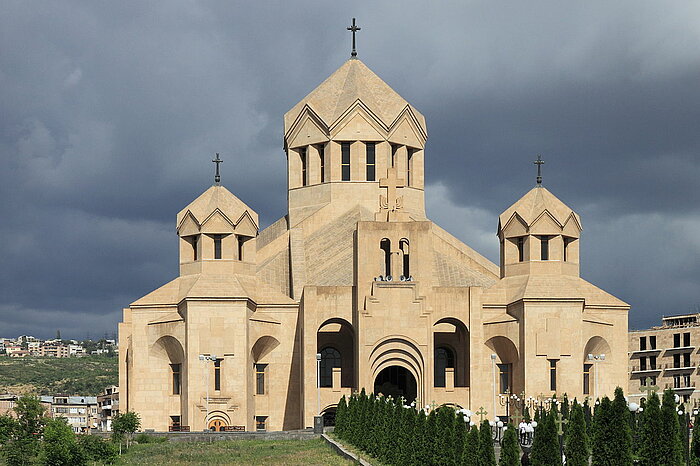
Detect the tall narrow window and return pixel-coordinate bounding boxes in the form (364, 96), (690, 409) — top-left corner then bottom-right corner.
(319, 347), (341, 388)
(583, 363), (592, 395)
(318, 144), (325, 183)
(674, 353), (681, 368)
(563, 237), (574, 261)
(341, 142), (351, 181)
(434, 347), (455, 388)
(650, 335), (656, 349)
(391, 144), (398, 167)
(380, 238), (391, 278)
(549, 359), (557, 391)
(366, 142), (376, 181)
(213, 235), (223, 259)
(517, 237), (525, 262)
(399, 239), (410, 278)
(214, 359), (221, 390)
(649, 355), (657, 369)
(639, 336), (647, 351)
(407, 148), (414, 186)
(192, 236), (198, 261)
(255, 364), (266, 395)
(170, 364), (181, 395)
(238, 236), (247, 261)
(540, 236), (550, 260)
(640, 357), (647, 371)
(684, 332), (691, 347)
(684, 352), (691, 368)
(498, 363), (512, 394)
(300, 147), (307, 186)
(674, 333), (681, 348)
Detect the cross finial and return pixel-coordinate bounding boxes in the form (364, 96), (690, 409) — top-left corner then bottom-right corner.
(347, 18), (361, 58)
(476, 406), (488, 422)
(534, 155), (545, 185)
(212, 153), (223, 184)
(554, 411), (569, 436)
(640, 384), (660, 398)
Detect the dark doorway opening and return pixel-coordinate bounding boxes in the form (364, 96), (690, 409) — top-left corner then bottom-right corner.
(322, 408), (336, 426)
(373, 366), (417, 403)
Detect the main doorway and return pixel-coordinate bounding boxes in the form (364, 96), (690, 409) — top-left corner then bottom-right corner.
(373, 366), (417, 403)
(208, 419), (227, 431)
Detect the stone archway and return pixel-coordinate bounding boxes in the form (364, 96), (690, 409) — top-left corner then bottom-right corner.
(374, 366), (418, 403)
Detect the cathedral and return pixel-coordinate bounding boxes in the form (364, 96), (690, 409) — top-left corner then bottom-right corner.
(118, 54), (630, 432)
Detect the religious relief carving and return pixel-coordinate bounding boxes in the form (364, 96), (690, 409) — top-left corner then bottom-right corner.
(376, 167), (410, 222)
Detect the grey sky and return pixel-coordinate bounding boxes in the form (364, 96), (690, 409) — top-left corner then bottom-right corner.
(1, 1), (699, 339)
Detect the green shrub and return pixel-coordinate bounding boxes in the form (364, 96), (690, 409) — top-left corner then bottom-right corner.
(77, 434), (118, 463)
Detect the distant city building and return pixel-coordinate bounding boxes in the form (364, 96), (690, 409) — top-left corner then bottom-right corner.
(629, 312), (700, 405)
(0, 394), (52, 418)
(40, 343), (70, 358)
(97, 386), (119, 431)
(47, 395), (99, 433)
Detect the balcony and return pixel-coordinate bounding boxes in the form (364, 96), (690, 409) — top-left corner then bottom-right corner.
(665, 382), (696, 392)
(630, 348), (662, 355)
(630, 365), (661, 374)
(665, 345), (695, 354)
(664, 363), (695, 373)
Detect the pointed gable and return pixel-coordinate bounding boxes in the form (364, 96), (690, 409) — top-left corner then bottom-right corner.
(177, 185), (258, 234)
(201, 209), (235, 234)
(235, 211), (258, 237)
(286, 108), (330, 149)
(177, 211), (200, 236)
(498, 186), (581, 234)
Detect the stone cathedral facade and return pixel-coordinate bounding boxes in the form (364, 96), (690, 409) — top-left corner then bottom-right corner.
(119, 58), (630, 432)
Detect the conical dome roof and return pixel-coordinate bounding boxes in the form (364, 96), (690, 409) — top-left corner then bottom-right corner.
(284, 59), (426, 135)
(176, 185), (258, 230)
(498, 186), (581, 231)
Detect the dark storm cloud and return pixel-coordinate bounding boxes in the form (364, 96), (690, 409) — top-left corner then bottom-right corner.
(1, 1), (698, 338)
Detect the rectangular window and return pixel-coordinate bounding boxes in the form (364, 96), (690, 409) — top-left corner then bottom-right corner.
(517, 237), (525, 262)
(300, 147), (307, 186)
(341, 142), (351, 181)
(674, 374), (681, 388)
(650, 375), (657, 386)
(684, 374), (691, 387)
(650, 335), (656, 349)
(640, 357), (647, 371)
(214, 359), (221, 391)
(213, 235), (223, 260)
(674, 333), (681, 348)
(391, 144), (398, 167)
(540, 236), (550, 260)
(170, 415), (181, 428)
(192, 236), (198, 261)
(674, 353), (681, 368)
(563, 238), (569, 261)
(639, 336), (646, 351)
(318, 144), (325, 183)
(583, 363), (592, 395)
(684, 332), (691, 347)
(407, 148), (414, 186)
(366, 142), (376, 181)
(549, 359), (557, 391)
(649, 355), (657, 370)
(255, 416), (267, 432)
(498, 363), (512, 394)
(170, 364), (181, 395)
(255, 364), (267, 395)
(684, 352), (691, 368)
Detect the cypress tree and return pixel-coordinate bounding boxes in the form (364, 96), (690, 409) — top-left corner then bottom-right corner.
(592, 396), (618, 465)
(499, 424), (520, 466)
(660, 389), (683, 466)
(434, 407), (456, 465)
(524, 406), (531, 422)
(415, 410), (431, 465)
(605, 387), (633, 465)
(583, 399), (592, 433)
(531, 410), (561, 466)
(564, 401), (589, 466)
(638, 391), (664, 466)
(478, 420), (497, 466)
(335, 396), (347, 438)
(425, 409), (439, 464)
(454, 413), (468, 466)
(690, 412), (700, 466)
(561, 394), (570, 420)
(463, 424), (479, 466)
(398, 405), (417, 465)
(679, 404), (690, 466)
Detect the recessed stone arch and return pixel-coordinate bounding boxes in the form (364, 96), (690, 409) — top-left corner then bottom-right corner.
(433, 318), (469, 387)
(251, 335), (280, 363)
(485, 336), (520, 394)
(317, 318), (354, 387)
(369, 335), (425, 404)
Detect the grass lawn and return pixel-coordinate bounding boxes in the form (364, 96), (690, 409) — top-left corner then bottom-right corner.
(114, 438), (353, 465)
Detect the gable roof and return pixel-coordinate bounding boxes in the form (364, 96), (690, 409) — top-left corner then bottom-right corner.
(177, 185), (258, 229)
(499, 186), (581, 232)
(284, 59), (426, 137)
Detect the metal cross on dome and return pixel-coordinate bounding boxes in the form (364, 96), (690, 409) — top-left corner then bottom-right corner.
(347, 18), (361, 58)
(534, 155), (544, 185)
(212, 153), (223, 185)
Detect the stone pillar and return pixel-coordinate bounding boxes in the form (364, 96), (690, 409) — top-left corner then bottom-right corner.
(352, 141), (365, 181)
(288, 148), (302, 189)
(446, 368), (455, 392)
(307, 145), (321, 185)
(329, 141), (341, 181)
(332, 367), (341, 392)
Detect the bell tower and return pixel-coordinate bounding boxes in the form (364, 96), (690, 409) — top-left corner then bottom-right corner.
(283, 58), (428, 226)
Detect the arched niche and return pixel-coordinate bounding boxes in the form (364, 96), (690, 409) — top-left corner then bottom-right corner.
(317, 318), (354, 388)
(433, 318), (469, 387)
(251, 336), (281, 363)
(369, 335), (425, 405)
(151, 335), (184, 364)
(485, 336), (519, 395)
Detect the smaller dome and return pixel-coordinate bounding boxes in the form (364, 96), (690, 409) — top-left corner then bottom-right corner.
(498, 186), (581, 235)
(176, 185), (258, 234)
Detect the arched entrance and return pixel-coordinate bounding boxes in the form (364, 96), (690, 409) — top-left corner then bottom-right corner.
(208, 419), (228, 431)
(374, 366), (417, 403)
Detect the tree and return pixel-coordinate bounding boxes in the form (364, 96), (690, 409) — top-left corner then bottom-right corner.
(478, 420), (496, 466)
(564, 401), (589, 466)
(112, 411), (141, 453)
(335, 395), (347, 438)
(638, 391), (664, 466)
(499, 424), (520, 466)
(607, 387), (632, 465)
(531, 410), (561, 466)
(690, 412), (700, 466)
(0, 414), (16, 446)
(13, 395), (45, 438)
(41, 417), (87, 466)
(2, 395), (46, 465)
(659, 389), (683, 466)
(462, 424), (479, 466)
(77, 435), (117, 464)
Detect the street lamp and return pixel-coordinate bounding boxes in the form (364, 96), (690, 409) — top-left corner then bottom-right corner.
(199, 354), (217, 430)
(491, 354), (497, 419)
(587, 353), (605, 401)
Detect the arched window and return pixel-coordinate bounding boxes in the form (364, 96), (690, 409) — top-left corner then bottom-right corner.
(380, 239), (391, 278)
(320, 347), (341, 388)
(399, 239), (409, 278)
(434, 346), (454, 387)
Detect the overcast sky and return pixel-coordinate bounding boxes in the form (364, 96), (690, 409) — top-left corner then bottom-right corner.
(1, 1), (699, 339)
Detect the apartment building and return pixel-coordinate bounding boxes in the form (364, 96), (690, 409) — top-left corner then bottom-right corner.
(47, 396), (99, 433)
(96, 386), (119, 431)
(629, 313), (700, 405)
